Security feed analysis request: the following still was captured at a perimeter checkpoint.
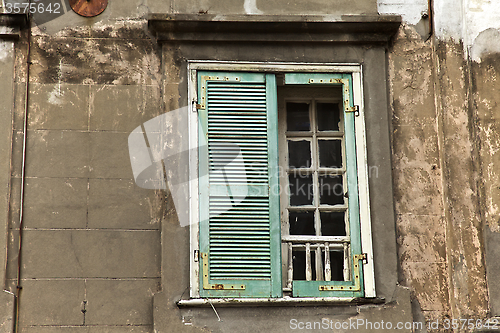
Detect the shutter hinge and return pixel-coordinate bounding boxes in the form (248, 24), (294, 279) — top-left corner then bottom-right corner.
(194, 250), (199, 262)
(346, 105), (360, 116)
(308, 78), (343, 84)
(201, 253), (245, 290)
(319, 253), (366, 292)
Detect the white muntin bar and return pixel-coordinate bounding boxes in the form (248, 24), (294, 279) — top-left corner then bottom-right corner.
(287, 242), (293, 289)
(315, 246), (323, 281)
(305, 243), (312, 281)
(324, 242), (331, 281)
(343, 242), (350, 281)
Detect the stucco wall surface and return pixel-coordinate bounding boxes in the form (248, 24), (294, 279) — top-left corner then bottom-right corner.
(382, 0), (500, 328)
(0, 0), (499, 331)
(3, 12), (164, 332)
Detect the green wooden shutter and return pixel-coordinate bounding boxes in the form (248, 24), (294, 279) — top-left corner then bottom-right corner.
(198, 71), (281, 298)
(284, 73), (364, 298)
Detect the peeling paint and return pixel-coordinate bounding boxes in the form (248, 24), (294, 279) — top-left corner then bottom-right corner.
(377, 0), (428, 25)
(1, 0), (500, 331)
(388, 21), (494, 324)
(244, 0), (263, 14)
(30, 26), (160, 85)
(0, 41), (13, 62)
(471, 28), (500, 63)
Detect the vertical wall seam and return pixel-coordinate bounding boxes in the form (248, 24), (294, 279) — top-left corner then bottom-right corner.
(13, 7), (31, 332)
(3, 42), (15, 293)
(430, 36), (455, 320)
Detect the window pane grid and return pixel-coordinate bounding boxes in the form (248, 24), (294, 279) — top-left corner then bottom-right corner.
(283, 97), (350, 284)
(285, 99), (348, 235)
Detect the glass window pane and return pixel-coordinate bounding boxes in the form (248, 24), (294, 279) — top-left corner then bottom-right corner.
(289, 174), (314, 206)
(288, 140), (311, 168)
(287, 102), (310, 131)
(317, 102), (340, 131)
(322, 250), (344, 281)
(318, 139), (342, 168)
(320, 212), (346, 236)
(319, 175), (344, 205)
(289, 211), (315, 235)
(292, 249), (316, 280)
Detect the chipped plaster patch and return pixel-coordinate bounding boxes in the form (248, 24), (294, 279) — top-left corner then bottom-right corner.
(91, 19), (147, 37)
(0, 41), (13, 62)
(480, 123), (500, 226)
(471, 28), (500, 63)
(321, 14), (342, 21)
(48, 85), (65, 105)
(380, 0), (500, 56)
(377, 0), (428, 26)
(0, 26), (14, 36)
(244, 0), (263, 14)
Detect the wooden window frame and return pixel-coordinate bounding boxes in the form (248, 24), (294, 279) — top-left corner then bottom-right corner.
(279, 90), (351, 294)
(187, 61), (375, 300)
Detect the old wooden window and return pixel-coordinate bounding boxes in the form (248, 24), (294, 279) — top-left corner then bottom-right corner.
(189, 65), (374, 300)
(279, 74), (364, 298)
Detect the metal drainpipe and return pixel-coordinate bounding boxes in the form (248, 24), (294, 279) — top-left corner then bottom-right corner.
(427, 0), (434, 40)
(13, 3), (31, 331)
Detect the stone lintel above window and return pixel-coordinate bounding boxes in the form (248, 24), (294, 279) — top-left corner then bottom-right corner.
(147, 14), (401, 44)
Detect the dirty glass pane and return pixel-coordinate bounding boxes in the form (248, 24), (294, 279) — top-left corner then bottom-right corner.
(320, 212), (346, 236)
(286, 102), (310, 131)
(319, 175), (344, 205)
(288, 140), (311, 168)
(289, 211), (315, 235)
(317, 102), (341, 131)
(292, 249), (316, 280)
(318, 139), (342, 168)
(289, 174), (313, 206)
(322, 250), (344, 281)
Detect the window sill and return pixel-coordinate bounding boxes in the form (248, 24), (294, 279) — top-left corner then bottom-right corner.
(177, 296), (384, 308)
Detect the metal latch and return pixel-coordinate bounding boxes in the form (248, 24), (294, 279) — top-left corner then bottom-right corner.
(319, 253), (366, 292)
(192, 100), (202, 112)
(360, 253), (368, 264)
(346, 105), (360, 116)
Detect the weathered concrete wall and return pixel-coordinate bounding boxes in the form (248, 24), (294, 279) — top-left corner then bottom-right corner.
(1, 0), (499, 331)
(4, 12), (164, 332)
(150, 19), (412, 331)
(388, 26), (450, 327)
(0, 26), (17, 332)
(472, 49), (500, 318)
(384, 0), (500, 329)
(173, 0), (376, 16)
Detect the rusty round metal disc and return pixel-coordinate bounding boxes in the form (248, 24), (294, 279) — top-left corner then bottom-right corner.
(69, 0), (108, 17)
